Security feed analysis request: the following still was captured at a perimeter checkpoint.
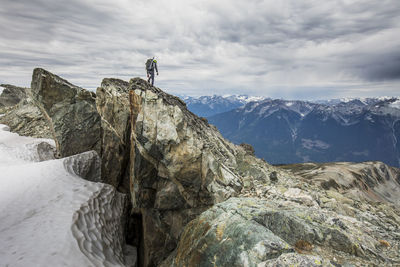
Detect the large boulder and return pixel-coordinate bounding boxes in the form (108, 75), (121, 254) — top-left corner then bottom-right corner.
(128, 78), (277, 266)
(96, 78), (131, 191)
(30, 68), (101, 157)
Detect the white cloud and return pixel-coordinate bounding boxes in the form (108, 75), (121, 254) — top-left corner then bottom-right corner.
(0, 0), (399, 99)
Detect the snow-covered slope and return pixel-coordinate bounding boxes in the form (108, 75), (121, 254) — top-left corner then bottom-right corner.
(0, 124), (134, 267)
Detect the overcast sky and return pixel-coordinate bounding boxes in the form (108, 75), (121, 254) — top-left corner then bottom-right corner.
(0, 0), (399, 99)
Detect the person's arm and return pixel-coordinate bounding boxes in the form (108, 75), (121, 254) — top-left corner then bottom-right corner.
(155, 62), (159, 74)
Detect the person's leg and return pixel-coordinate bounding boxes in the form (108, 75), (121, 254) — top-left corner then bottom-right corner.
(150, 71), (155, 86)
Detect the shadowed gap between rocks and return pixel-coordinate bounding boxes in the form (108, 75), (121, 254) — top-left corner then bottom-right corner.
(125, 207), (143, 267)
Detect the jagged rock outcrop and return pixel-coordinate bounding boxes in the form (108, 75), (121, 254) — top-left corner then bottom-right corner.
(30, 68), (101, 157)
(0, 84), (27, 110)
(128, 78), (277, 266)
(96, 78), (131, 191)
(1, 71), (128, 186)
(0, 86), (52, 138)
(0, 100), (52, 139)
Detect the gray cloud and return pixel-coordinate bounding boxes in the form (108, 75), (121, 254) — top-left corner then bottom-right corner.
(345, 50), (400, 81)
(0, 0), (399, 99)
(367, 57), (400, 81)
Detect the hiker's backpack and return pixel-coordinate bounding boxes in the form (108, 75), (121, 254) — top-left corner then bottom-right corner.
(145, 58), (153, 71)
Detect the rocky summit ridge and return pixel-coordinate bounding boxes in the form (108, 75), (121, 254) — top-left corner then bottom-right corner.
(0, 68), (399, 267)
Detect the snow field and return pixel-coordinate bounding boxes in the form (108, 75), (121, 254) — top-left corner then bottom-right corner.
(0, 124), (135, 266)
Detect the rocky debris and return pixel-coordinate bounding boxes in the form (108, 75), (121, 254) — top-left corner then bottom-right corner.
(128, 78), (278, 266)
(96, 78), (131, 191)
(279, 161), (400, 205)
(30, 68), (101, 157)
(0, 84), (28, 110)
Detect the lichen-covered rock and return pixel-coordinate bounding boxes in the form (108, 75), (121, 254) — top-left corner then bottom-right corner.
(161, 198), (293, 267)
(96, 78), (131, 191)
(258, 253), (333, 267)
(30, 68), (101, 157)
(128, 78), (277, 266)
(162, 196), (400, 266)
(0, 84), (28, 110)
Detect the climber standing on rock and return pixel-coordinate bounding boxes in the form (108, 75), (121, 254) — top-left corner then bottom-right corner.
(146, 57), (159, 86)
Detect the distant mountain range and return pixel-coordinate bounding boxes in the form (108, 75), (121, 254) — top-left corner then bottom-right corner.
(182, 95), (266, 117)
(184, 95), (400, 167)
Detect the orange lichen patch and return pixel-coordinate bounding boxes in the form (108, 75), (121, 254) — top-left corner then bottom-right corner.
(378, 240), (391, 248)
(216, 222), (226, 241)
(294, 240), (313, 254)
(175, 219), (211, 265)
(188, 249), (204, 267)
(200, 117), (208, 124)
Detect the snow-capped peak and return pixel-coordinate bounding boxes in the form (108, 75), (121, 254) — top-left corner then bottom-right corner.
(390, 99), (400, 109)
(285, 102), (294, 107)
